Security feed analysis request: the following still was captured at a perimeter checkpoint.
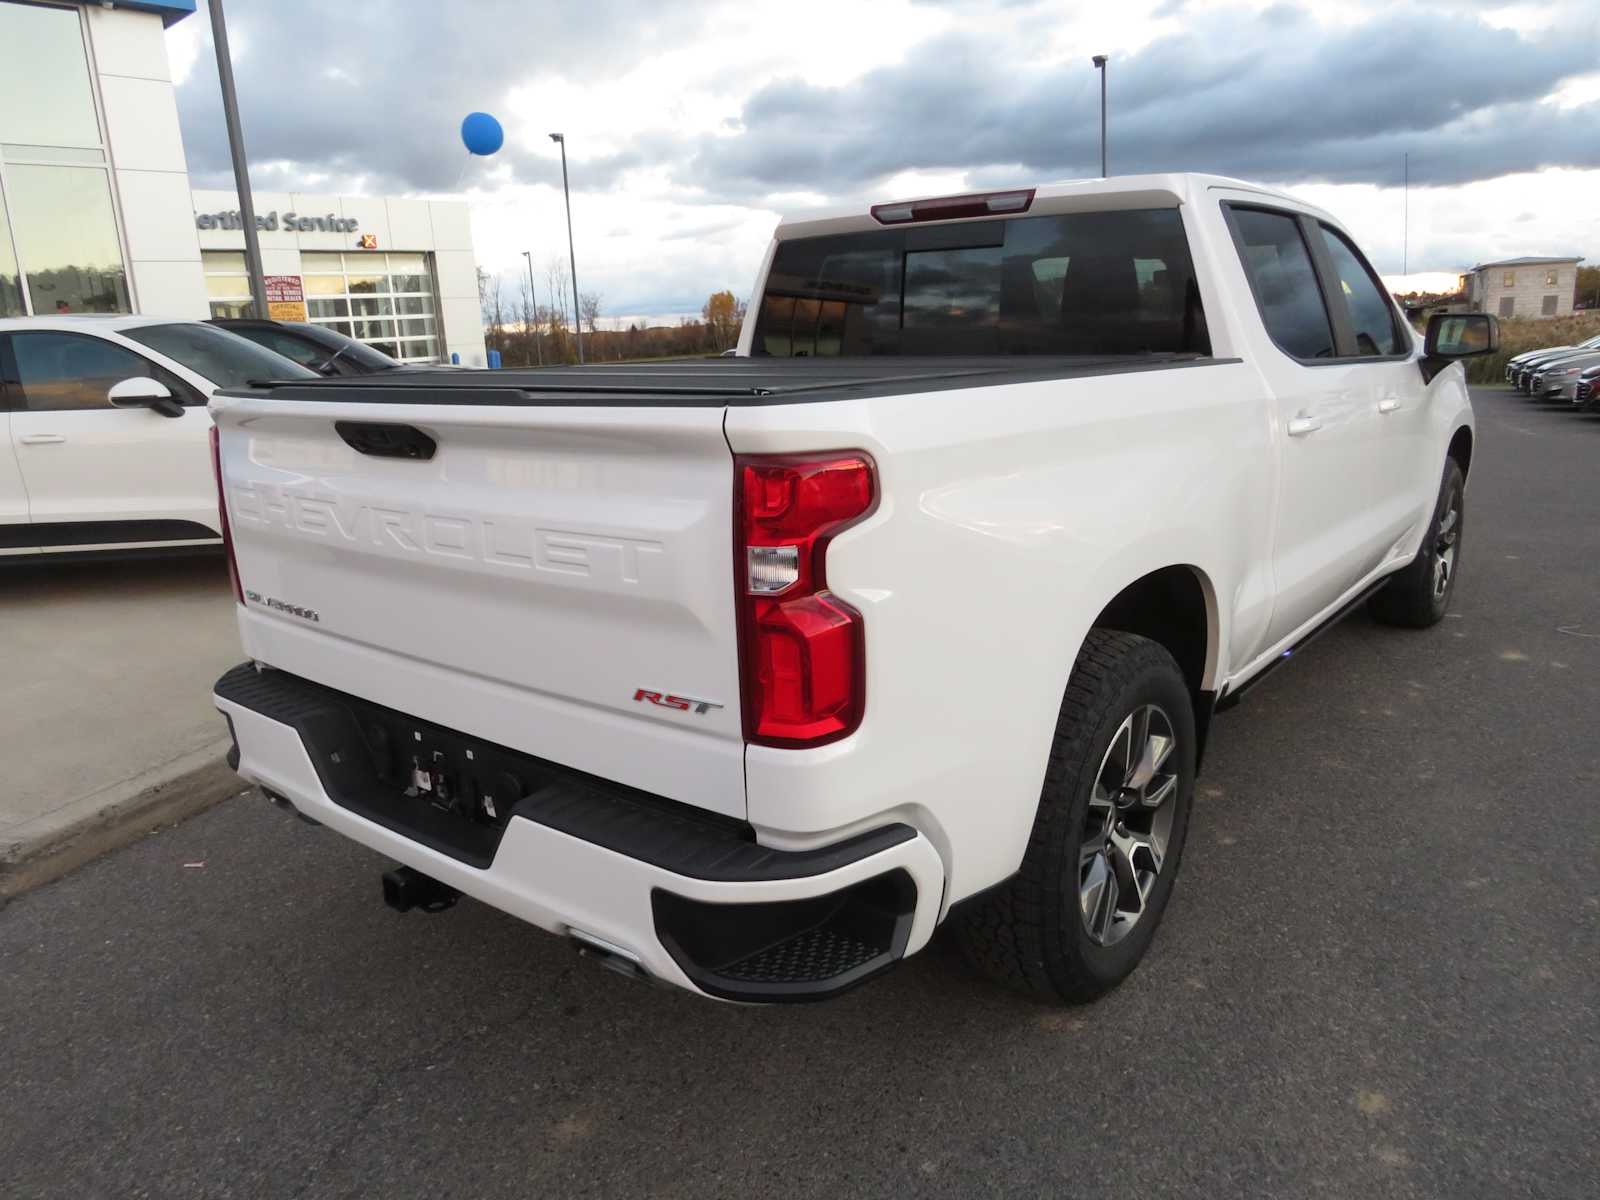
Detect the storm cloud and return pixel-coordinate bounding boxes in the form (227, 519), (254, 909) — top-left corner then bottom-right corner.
(174, 1), (1600, 200)
(696, 7), (1600, 194)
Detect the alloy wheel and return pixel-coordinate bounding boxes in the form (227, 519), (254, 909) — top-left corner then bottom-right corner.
(1433, 486), (1461, 600)
(1079, 704), (1179, 947)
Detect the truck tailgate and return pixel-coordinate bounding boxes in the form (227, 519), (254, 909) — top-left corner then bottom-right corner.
(212, 395), (745, 819)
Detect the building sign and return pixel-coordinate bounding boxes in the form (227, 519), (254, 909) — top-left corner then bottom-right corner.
(357, 233), (378, 250)
(263, 274), (307, 321)
(194, 209), (360, 233)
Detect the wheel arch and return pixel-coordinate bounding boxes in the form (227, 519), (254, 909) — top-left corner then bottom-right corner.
(1089, 564), (1221, 764)
(1447, 424), (1473, 478)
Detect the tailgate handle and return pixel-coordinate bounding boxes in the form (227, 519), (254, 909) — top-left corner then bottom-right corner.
(335, 421), (436, 460)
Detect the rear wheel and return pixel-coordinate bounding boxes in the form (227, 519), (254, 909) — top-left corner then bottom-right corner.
(1368, 459), (1465, 629)
(956, 630), (1195, 1003)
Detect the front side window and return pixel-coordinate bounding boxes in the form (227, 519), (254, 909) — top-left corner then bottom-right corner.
(1228, 208), (1334, 360)
(1319, 226), (1401, 357)
(753, 208), (1209, 357)
(7, 331), (156, 411)
(122, 323), (316, 390)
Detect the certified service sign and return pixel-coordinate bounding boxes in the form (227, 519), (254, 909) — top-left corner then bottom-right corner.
(264, 275), (307, 322)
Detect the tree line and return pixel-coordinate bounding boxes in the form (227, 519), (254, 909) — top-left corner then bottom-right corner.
(479, 260), (747, 365)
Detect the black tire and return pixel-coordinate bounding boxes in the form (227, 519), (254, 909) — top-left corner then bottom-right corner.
(955, 630), (1195, 1003)
(1368, 459), (1465, 629)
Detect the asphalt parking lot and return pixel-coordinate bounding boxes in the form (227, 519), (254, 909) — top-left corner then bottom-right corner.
(2, 387), (1596, 1200)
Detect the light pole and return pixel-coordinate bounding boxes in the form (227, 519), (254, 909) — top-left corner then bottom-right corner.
(1402, 151), (1409, 276)
(208, 0), (268, 319)
(521, 249), (543, 367)
(548, 133), (584, 364)
(1091, 55), (1108, 178)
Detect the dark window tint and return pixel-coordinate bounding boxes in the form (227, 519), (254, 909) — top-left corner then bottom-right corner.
(7, 331), (156, 411)
(228, 325), (328, 368)
(121, 322), (315, 389)
(753, 209), (1209, 357)
(1229, 209), (1334, 360)
(1319, 225), (1400, 356)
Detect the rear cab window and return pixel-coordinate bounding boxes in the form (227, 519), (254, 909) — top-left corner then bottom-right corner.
(753, 208), (1210, 358)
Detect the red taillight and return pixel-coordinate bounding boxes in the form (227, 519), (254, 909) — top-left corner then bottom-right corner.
(735, 454), (875, 747)
(209, 424), (244, 604)
(869, 188), (1035, 225)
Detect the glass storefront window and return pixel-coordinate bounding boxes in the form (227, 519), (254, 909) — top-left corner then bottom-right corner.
(206, 275), (250, 299)
(0, 4), (132, 317)
(205, 252), (442, 362)
(6, 164), (129, 313)
(0, 194), (22, 316)
(302, 273), (346, 297)
(301, 252), (441, 363)
(0, 3), (102, 149)
(202, 252), (250, 318)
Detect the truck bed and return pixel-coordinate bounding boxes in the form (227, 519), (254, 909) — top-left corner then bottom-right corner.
(230, 353), (1218, 407)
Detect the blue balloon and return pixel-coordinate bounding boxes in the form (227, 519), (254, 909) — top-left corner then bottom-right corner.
(460, 112), (504, 156)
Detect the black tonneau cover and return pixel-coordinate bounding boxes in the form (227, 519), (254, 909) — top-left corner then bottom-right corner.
(227, 354), (1226, 407)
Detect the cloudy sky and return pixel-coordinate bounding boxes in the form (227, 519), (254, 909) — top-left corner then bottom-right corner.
(166, 0), (1600, 324)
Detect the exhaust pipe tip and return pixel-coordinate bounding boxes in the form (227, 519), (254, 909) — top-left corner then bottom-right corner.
(569, 928), (663, 988)
(382, 865), (459, 914)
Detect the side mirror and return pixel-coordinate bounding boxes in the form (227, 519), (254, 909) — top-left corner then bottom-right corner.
(108, 376), (183, 418)
(1425, 312), (1499, 358)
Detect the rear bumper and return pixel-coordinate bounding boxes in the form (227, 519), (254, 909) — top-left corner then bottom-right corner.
(214, 663), (944, 1002)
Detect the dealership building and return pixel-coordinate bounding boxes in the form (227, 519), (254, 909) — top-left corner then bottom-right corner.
(0, 0), (488, 366)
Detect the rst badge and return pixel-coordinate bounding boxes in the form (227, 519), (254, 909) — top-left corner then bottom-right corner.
(633, 689), (724, 715)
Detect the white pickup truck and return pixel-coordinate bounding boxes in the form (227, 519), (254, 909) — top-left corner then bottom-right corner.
(211, 174), (1496, 1004)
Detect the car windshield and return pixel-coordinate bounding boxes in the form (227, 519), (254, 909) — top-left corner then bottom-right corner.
(122, 322), (317, 388)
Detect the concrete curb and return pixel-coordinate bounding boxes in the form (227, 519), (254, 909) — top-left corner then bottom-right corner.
(0, 738), (243, 901)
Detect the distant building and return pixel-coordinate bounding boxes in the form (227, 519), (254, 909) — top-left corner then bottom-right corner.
(1463, 257), (1582, 320)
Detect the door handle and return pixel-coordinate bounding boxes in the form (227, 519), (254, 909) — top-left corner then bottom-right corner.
(1286, 415), (1322, 437)
(18, 433), (65, 445)
(1377, 397), (1402, 414)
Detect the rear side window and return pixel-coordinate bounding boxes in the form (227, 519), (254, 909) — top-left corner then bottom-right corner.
(753, 208), (1209, 357)
(1319, 225), (1401, 357)
(1228, 208), (1335, 361)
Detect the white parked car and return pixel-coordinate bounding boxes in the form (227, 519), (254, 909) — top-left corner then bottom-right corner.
(0, 316), (314, 560)
(210, 174), (1496, 1004)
